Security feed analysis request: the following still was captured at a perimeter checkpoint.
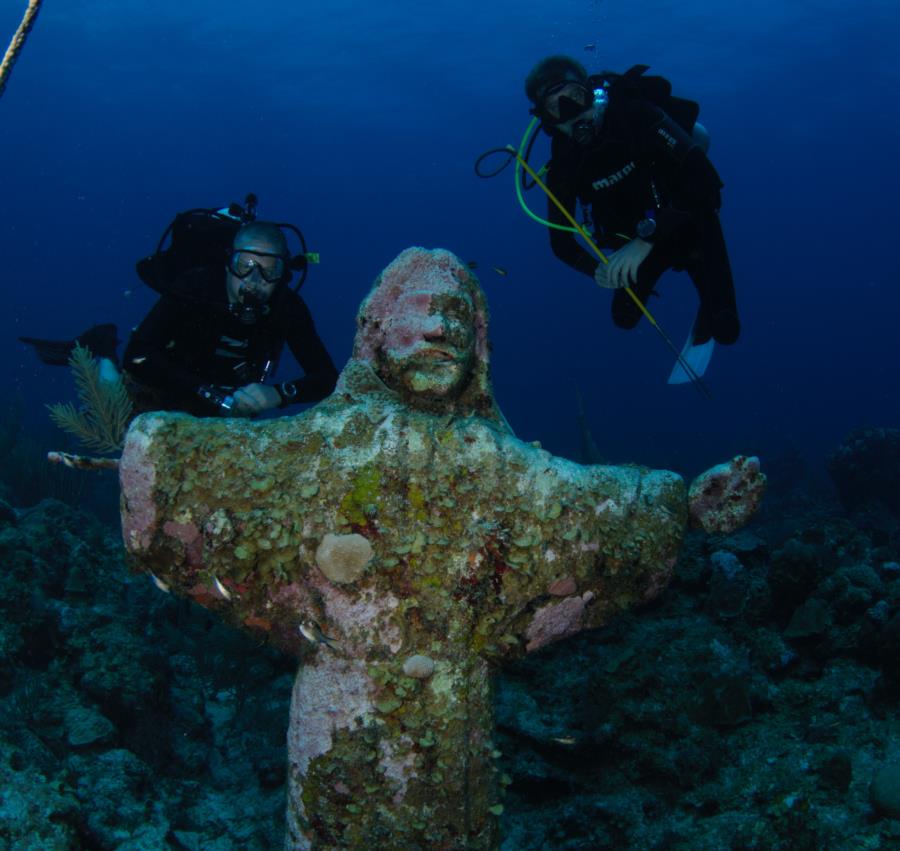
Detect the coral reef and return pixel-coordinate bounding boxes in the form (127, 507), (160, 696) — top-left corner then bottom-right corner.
(119, 247), (763, 849)
(829, 428), (900, 556)
(689, 455), (766, 533)
(496, 504), (900, 850)
(0, 499), (291, 848)
(871, 763), (900, 818)
(829, 428), (900, 517)
(1, 431), (94, 510)
(2, 441), (898, 847)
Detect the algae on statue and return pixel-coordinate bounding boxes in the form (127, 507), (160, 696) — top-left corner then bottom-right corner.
(119, 247), (764, 850)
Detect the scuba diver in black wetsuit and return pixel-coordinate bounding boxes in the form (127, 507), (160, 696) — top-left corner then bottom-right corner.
(21, 203), (338, 417)
(525, 55), (740, 347)
(123, 220), (337, 416)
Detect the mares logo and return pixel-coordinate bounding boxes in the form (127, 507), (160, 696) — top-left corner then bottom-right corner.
(592, 161), (635, 190)
(656, 126), (677, 150)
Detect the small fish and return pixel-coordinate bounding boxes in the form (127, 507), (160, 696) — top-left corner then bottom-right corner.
(298, 619), (340, 651)
(130, 356), (146, 364)
(466, 260), (479, 269)
(123, 289), (132, 298)
(584, 43), (596, 52)
(165, 340), (176, 349)
(492, 265), (508, 277)
(551, 736), (578, 746)
(212, 575), (232, 600)
(149, 572), (170, 593)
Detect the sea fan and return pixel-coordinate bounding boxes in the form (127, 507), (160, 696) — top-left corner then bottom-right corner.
(47, 344), (132, 454)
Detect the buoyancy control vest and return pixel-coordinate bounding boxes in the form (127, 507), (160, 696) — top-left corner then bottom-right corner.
(591, 64), (701, 135)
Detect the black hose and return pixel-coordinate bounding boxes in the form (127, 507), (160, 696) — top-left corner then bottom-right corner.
(474, 121), (543, 190)
(474, 147), (518, 179)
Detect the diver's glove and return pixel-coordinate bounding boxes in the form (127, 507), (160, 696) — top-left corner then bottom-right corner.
(231, 383), (281, 416)
(594, 261), (620, 289)
(197, 384), (235, 413)
(596, 240), (653, 289)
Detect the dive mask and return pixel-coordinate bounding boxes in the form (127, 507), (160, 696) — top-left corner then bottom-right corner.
(570, 86), (611, 145)
(540, 80), (593, 124)
(228, 249), (287, 284)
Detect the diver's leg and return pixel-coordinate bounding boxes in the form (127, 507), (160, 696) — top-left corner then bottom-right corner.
(686, 214), (739, 345)
(610, 248), (670, 330)
(19, 323), (120, 366)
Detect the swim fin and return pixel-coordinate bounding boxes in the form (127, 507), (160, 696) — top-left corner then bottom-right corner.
(668, 318), (715, 385)
(20, 323), (120, 366)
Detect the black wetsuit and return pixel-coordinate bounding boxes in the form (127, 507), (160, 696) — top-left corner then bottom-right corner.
(123, 268), (338, 416)
(546, 78), (739, 344)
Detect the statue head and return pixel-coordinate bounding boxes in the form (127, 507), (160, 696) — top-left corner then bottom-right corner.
(346, 248), (504, 423)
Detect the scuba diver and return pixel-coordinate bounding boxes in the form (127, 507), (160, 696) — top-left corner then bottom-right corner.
(21, 198), (338, 417)
(524, 55), (740, 349)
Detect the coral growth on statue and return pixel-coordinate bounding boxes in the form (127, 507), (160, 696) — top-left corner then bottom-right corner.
(119, 247), (765, 850)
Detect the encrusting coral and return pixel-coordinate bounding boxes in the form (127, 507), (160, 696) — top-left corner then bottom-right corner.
(119, 247), (764, 850)
(315, 533), (374, 584)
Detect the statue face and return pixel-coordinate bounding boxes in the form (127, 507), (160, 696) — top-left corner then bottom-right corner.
(380, 287), (476, 399)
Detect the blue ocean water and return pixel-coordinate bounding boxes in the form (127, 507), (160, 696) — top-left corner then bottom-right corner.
(2, 0), (898, 475)
(2, 5), (900, 848)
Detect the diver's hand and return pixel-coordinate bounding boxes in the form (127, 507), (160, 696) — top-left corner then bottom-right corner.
(606, 239), (653, 289)
(593, 260), (619, 289)
(231, 383), (281, 416)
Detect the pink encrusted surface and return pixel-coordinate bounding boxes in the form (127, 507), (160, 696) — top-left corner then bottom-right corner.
(286, 654), (375, 829)
(379, 736), (418, 805)
(354, 247), (489, 365)
(524, 592), (595, 653)
(287, 654), (374, 775)
(689, 455), (767, 534)
(308, 570), (403, 655)
(269, 581), (317, 612)
(547, 575), (577, 596)
(162, 520), (203, 567)
(119, 418), (160, 553)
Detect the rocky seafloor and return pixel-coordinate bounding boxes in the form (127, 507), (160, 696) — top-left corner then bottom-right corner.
(1, 428), (898, 850)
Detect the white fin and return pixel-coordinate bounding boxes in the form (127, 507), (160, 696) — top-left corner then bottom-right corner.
(668, 321), (715, 385)
(97, 357), (121, 386)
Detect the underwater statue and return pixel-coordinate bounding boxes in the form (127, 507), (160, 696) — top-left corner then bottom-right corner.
(119, 247), (765, 850)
